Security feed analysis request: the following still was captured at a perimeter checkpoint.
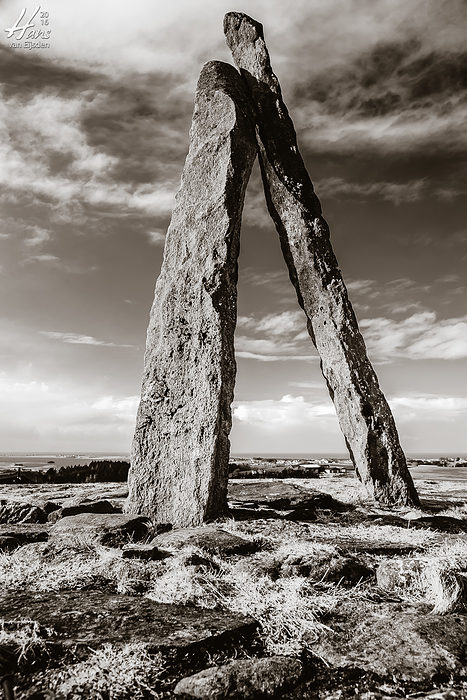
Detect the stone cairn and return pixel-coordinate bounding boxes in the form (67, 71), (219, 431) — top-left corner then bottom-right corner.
(126, 13), (420, 526)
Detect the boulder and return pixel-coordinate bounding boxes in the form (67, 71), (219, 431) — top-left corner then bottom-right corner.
(49, 513), (151, 546)
(223, 11), (419, 508)
(174, 656), (303, 698)
(0, 500), (47, 524)
(312, 601), (467, 682)
(126, 59), (256, 526)
(152, 525), (257, 556)
(0, 590), (258, 655)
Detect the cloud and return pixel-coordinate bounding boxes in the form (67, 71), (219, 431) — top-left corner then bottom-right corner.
(235, 310), (316, 361)
(24, 226), (51, 247)
(316, 177), (466, 205)
(233, 394), (335, 428)
(146, 230), (166, 246)
(360, 311), (467, 361)
(40, 331), (133, 348)
(0, 371), (137, 451)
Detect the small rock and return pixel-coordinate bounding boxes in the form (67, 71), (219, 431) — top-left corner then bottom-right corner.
(0, 535), (20, 552)
(49, 513), (151, 546)
(376, 559), (425, 592)
(152, 525), (257, 556)
(281, 554), (374, 585)
(174, 656), (303, 698)
(0, 501), (47, 524)
(122, 544), (171, 561)
(47, 499), (121, 523)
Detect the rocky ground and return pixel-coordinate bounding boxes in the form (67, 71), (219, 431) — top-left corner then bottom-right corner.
(0, 474), (466, 699)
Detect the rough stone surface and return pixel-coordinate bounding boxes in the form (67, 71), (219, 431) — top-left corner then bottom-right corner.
(0, 590), (258, 653)
(174, 656), (303, 698)
(49, 513), (151, 546)
(0, 500), (47, 524)
(152, 525), (257, 555)
(312, 601), (467, 682)
(126, 60), (256, 526)
(224, 12), (419, 509)
(47, 498), (121, 523)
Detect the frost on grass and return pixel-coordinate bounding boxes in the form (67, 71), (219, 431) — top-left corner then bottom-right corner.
(147, 546), (335, 656)
(51, 643), (164, 700)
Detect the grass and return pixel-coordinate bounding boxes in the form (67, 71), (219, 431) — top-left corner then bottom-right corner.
(50, 643), (165, 699)
(1, 475), (466, 696)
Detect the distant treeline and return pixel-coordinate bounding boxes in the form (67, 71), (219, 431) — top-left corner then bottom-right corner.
(228, 464), (321, 479)
(1, 460), (129, 484)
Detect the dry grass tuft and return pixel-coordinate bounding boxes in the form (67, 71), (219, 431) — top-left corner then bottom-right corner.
(50, 643), (165, 699)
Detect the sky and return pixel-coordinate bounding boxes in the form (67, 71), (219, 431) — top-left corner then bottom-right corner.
(0, 0), (466, 455)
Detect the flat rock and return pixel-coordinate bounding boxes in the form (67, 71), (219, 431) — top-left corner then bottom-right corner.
(49, 513), (151, 546)
(312, 601), (467, 682)
(228, 482), (346, 513)
(340, 541), (422, 556)
(0, 590), (257, 654)
(0, 524), (49, 548)
(0, 500), (47, 524)
(122, 543), (172, 561)
(174, 656), (303, 698)
(407, 515), (467, 534)
(152, 525), (257, 556)
(48, 498), (121, 523)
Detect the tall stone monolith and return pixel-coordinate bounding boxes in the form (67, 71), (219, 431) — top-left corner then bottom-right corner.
(125, 61), (256, 526)
(224, 12), (420, 507)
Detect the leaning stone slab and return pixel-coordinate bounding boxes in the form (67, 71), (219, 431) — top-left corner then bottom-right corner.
(126, 60), (256, 526)
(152, 525), (257, 556)
(224, 13), (419, 509)
(174, 656), (303, 698)
(49, 513), (151, 546)
(0, 590), (257, 654)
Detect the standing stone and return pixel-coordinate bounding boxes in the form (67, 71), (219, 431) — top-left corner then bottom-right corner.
(224, 12), (420, 507)
(126, 61), (256, 526)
